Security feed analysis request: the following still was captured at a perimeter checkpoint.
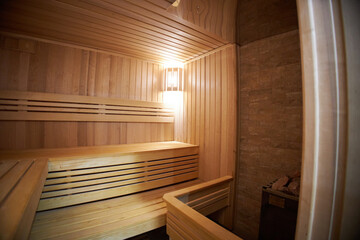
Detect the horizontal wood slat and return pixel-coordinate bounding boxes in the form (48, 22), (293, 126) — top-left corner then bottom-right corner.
(0, 90), (174, 123)
(0, 0), (229, 62)
(30, 179), (202, 240)
(0, 141), (196, 161)
(0, 159), (48, 240)
(45, 159), (198, 186)
(34, 142), (199, 211)
(163, 176), (242, 240)
(38, 171), (198, 211)
(41, 166), (198, 198)
(46, 155), (196, 179)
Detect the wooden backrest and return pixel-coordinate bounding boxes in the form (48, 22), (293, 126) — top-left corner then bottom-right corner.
(25, 142), (199, 211)
(0, 159), (48, 240)
(0, 90), (174, 123)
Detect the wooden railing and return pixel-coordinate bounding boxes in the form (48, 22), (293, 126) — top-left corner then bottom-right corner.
(0, 90), (174, 123)
(163, 176), (242, 240)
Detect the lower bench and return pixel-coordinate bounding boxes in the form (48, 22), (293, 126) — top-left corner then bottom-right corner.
(0, 141), (199, 240)
(30, 179), (201, 240)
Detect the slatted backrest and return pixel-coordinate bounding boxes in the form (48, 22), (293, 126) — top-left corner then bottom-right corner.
(0, 90), (174, 123)
(38, 143), (199, 211)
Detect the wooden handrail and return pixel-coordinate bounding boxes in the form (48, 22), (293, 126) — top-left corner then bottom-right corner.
(163, 176), (242, 240)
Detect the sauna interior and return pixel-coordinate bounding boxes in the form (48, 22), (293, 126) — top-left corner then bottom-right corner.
(0, 0), (358, 240)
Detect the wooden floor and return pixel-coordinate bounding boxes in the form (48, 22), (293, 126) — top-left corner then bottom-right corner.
(30, 180), (201, 240)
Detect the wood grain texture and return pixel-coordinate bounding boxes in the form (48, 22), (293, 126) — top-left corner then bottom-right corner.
(0, 159), (48, 240)
(0, 34), (173, 150)
(171, 44), (237, 229)
(0, 0), (230, 63)
(30, 179), (202, 240)
(0, 141), (199, 211)
(163, 176), (242, 240)
(167, 0), (238, 43)
(174, 44), (237, 182)
(0, 90), (174, 123)
(234, 1), (302, 239)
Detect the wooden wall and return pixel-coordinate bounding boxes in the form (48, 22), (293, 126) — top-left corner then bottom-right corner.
(0, 34), (173, 150)
(174, 45), (237, 181)
(234, 0), (302, 239)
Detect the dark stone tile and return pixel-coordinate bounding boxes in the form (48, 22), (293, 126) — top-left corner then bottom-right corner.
(236, 0), (299, 45)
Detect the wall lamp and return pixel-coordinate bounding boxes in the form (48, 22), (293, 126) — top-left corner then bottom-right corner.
(164, 62), (184, 92)
(163, 62), (184, 107)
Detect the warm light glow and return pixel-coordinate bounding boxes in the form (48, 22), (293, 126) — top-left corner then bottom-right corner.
(172, 0), (180, 7)
(164, 61), (184, 106)
(164, 91), (183, 109)
(164, 61), (184, 69)
(164, 61), (183, 92)
(167, 69), (178, 88)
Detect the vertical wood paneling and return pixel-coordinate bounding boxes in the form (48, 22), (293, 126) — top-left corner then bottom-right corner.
(199, 57), (206, 180)
(209, 53), (217, 178)
(204, 55), (211, 179)
(175, 45), (237, 181)
(158, 65), (164, 102)
(0, 34), (172, 150)
(195, 60), (201, 145)
(146, 63), (153, 102)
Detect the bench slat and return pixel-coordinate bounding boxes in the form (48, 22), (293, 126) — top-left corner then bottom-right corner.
(43, 162), (198, 191)
(0, 160), (32, 203)
(47, 147), (198, 171)
(0, 159), (48, 240)
(46, 155), (197, 179)
(22, 142), (200, 211)
(33, 180), (202, 223)
(41, 166), (198, 198)
(0, 141), (196, 161)
(38, 171), (198, 211)
(30, 180), (202, 240)
(0, 160), (17, 178)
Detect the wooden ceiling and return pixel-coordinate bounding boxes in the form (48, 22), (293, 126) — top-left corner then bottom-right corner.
(0, 0), (236, 63)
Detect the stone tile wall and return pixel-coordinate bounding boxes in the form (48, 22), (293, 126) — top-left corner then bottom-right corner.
(234, 1), (302, 239)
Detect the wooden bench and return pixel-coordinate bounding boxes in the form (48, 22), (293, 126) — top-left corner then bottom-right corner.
(0, 158), (48, 240)
(0, 141), (199, 239)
